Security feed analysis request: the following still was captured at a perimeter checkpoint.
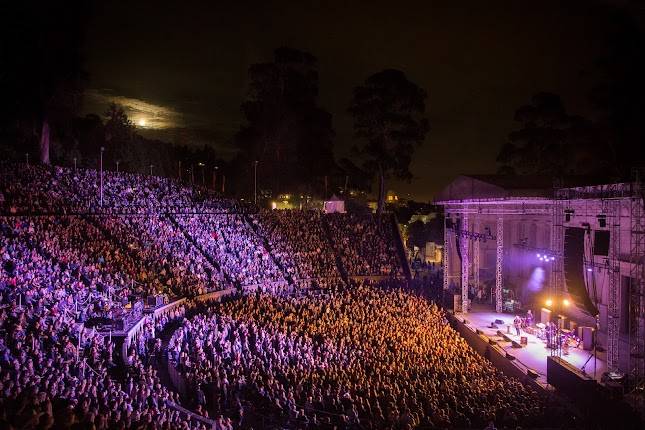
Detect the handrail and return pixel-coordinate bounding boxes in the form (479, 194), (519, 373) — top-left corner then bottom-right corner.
(165, 400), (217, 429)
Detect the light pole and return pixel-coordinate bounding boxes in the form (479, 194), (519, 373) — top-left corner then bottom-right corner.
(99, 147), (105, 207)
(254, 160), (259, 205)
(73, 158), (77, 170)
(213, 166), (219, 190)
(116, 160), (120, 173)
(25, 153), (29, 165)
(149, 164), (154, 176)
(198, 162), (205, 185)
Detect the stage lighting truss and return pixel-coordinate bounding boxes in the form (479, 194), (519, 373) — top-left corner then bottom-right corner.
(451, 227), (495, 242)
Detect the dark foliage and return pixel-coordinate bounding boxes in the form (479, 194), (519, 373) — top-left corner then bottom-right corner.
(349, 69), (429, 214)
(232, 47), (337, 198)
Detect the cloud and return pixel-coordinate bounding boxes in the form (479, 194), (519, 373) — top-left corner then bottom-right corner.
(84, 89), (184, 130)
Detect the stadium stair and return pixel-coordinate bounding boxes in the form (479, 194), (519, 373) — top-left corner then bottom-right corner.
(242, 213), (295, 286)
(321, 216), (350, 284)
(390, 213), (412, 281)
(165, 214), (236, 288)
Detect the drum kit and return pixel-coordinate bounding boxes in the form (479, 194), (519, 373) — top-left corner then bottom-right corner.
(533, 322), (581, 352)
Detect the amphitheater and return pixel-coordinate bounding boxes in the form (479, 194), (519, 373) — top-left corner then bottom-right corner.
(0, 162), (630, 429)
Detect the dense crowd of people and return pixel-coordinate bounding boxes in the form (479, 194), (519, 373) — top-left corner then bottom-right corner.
(0, 163), (236, 214)
(0, 254), (210, 429)
(174, 215), (285, 288)
(327, 213), (403, 276)
(251, 210), (340, 280)
(170, 282), (574, 429)
(0, 162), (591, 429)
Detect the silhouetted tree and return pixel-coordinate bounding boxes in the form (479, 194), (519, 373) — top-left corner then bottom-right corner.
(233, 47), (336, 197)
(0, 2), (87, 164)
(497, 92), (607, 176)
(349, 69), (429, 215)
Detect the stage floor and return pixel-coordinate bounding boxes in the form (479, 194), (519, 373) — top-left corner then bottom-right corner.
(456, 305), (607, 386)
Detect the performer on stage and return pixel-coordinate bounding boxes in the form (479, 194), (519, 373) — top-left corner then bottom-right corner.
(513, 315), (522, 336)
(525, 309), (534, 328)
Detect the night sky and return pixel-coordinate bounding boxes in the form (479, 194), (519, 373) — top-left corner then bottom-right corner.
(83, 0), (618, 201)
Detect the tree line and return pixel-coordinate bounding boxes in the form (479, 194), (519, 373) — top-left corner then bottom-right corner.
(2, 3), (644, 212)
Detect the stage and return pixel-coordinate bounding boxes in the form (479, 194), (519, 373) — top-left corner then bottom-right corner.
(455, 305), (608, 386)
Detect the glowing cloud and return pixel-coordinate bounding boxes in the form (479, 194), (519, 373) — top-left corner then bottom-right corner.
(85, 89), (184, 130)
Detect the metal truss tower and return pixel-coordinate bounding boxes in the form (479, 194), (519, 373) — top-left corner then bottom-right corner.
(473, 219), (481, 293)
(461, 214), (470, 313)
(550, 187), (565, 358)
(630, 170), (645, 390)
(443, 217), (450, 291)
(607, 198), (621, 372)
(495, 217), (504, 313)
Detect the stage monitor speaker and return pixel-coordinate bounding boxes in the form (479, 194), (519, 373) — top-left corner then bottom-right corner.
(527, 369), (539, 379)
(494, 319), (504, 325)
(564, 227), (599, 316)
(593, 230), (610, 256)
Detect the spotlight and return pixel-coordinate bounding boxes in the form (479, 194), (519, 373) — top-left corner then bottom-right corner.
(537, 253), (541, 258)
(587, 268), (593, 272)
(546, 298), (553, 307)
(563, 299), (570, 307)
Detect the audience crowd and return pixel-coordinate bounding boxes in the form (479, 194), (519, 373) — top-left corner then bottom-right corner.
(327, 213), (403, 276)
(170, 282), (574, 429)
(251, 210), (339, 280)
(174, 215), (285, 288)
(0, 162), (584, 429)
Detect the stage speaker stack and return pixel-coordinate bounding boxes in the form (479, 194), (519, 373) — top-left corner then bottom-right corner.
(541, 307), (551, 324)
(564, 227), (599, 316)
(579, 326), (595, 351)
(569, 320), (578, 333)
(453, 294), (462, 313)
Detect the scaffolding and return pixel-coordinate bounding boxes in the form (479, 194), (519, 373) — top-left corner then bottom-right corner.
(550, 185), (565, 358)
(473, 219), (481, 294)
(443, 217), (450, 291)
(607, 198), (621, 372)
(496, 217), (504, 313)
(461, 214), (470, 313)
(630, 170), (645, 390)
